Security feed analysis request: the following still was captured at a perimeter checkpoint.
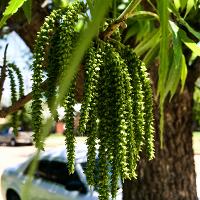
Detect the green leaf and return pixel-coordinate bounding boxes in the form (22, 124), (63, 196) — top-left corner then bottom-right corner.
(173, 0), (181, 10)
(184, 0), (195, 17)
(157, 0), (169, 148)
(180, 0), (187, 9)
(166, 57), (181, 99)
(143, 39), (160, 65)
(179, 17), (200, 40)
(180, 54), (187, 92)
(157, 0), (169, 94)
(22, 0), (32, 23)
(134, 29), (160, 56)
(169, 21), (182, 67)
(0, 0), (27, 28)
(124, 23), (139, 42)
(169, 1), (181, 18)
(179, 29), (200, 56)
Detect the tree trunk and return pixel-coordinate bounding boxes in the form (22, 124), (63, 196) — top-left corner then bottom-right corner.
(123, 63), (199, 200)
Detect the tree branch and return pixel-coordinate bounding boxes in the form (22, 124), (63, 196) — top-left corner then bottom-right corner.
(0, 63), (84, 118)
(0, 80), (48, 118)
(0, 44), (8, 104)
(101, 0), (142, 40)
(0, 91), (32, 118)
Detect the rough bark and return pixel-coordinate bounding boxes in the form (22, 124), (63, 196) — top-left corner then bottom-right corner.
(123, 60), (200, 200)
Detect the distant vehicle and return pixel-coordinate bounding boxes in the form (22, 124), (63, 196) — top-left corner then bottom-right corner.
(1, 145), (122, 200)
(0, 127), (33, 146)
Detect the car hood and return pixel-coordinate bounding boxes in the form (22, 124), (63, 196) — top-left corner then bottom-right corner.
(2, 159), (29, 176)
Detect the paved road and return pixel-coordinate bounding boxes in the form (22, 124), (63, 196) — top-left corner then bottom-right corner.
(0, 145), (200, 200)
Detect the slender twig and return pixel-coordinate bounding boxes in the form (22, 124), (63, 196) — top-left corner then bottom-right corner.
(0, 65), (84, 117)
(0, 92), (32, 118)
(101, 0), (142, 39)
(0, 44), (9, 104)
(0, 80), (48, 118)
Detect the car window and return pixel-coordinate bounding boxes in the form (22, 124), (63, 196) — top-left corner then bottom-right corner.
(24, 159), (87, 193)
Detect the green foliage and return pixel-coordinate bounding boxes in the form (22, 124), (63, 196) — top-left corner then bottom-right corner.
(63, 81), (76, 174)
(16, 0), (200, 199)
(0, 0), (28, 28)
(83, 44), (101, 186)
(22, 0), (32, 23)
(31, 8), (64, 149)
(121, 0), (200, 147)
(31, 2), (155, 198)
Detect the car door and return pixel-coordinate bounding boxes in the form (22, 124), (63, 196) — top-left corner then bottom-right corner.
(23, 159), (58, 200)
(0, 128), (11, 143)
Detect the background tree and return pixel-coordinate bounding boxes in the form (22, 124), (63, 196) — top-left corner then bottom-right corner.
(0, 0), (200, 200)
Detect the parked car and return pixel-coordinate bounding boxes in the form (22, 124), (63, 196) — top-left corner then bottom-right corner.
(0, 127), (33, 146)
(1, 145), (122, 200)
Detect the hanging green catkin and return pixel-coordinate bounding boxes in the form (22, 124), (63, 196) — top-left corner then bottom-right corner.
(96, 42), (112, 200)
(79, 43), (100, 135)
(96, 41), (132, 199)
(60, 1), (86, 174)
(84, 45), (101, 186)
(32, 9), (62, 149)
(9, 63), (26, 123)
(122, 46), (145, 157)
(122, 66), (138, 179)
(58, 2), (86, 75)
(63, 80), (76, 174)
(104, 43), (130, 199)
(45, 26), (61, 120)
(136, 60), (155, 160)
(8, 63), (24, 98)
(109, 39), (138, 179)
(7, 68), (18, 135)
(122, 46), (155, 159)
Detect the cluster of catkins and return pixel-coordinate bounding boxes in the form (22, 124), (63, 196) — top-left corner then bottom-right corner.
(31, 1), (155, 200)
(7, 63), (25, 135)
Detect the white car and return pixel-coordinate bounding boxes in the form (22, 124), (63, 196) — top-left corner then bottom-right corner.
(0, 128), (33, 146)
(1, 145), (122, 200)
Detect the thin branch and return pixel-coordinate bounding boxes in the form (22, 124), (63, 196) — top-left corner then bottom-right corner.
(0, 80), (48, 118)
(0, 63), (84, 118)
(0, 44), (8, 104)
(0, 92), (32, 118)
(101, 0), (142, 40)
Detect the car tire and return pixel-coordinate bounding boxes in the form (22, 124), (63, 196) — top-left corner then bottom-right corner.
(7, 190), (20, 200)
(10, 139), (16, 146)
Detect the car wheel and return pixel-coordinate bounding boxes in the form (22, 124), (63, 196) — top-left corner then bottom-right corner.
(10, 139), (16, 146)
(7, 190), (20, 200)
